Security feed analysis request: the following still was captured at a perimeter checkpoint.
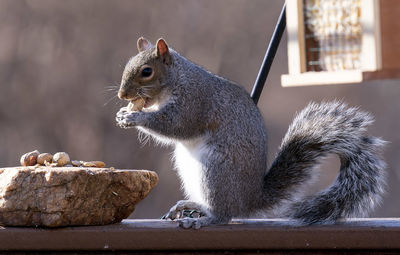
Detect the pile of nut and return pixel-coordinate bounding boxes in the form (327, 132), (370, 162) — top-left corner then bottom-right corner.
(20, 150), (106, 168)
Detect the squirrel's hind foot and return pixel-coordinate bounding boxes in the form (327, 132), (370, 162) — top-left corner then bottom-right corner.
(161, 200), (213, 229)
(161, 200), (210, 220)
(178, 217), (214, 229)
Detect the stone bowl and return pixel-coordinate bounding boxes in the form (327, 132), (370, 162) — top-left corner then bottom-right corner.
(0, 166), (158, 227)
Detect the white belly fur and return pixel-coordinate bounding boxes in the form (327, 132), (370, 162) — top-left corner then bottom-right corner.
(173, 136), (209, 207)
(136, 126), (175, 146)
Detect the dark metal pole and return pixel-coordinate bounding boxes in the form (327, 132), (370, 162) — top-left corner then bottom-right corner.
(251, 3), (286, 105)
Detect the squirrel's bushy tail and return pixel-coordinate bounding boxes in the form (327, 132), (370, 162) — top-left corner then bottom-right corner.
(263, 101), (386, 224)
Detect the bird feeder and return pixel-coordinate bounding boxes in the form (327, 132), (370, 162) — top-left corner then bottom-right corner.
(281, 0), (400, 86)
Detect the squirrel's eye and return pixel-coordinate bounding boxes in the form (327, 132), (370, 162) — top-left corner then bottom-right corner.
(141, 67), (153, 78)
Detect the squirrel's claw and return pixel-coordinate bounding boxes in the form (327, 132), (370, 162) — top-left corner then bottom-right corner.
(116, 119), (135, 129)
(161, 200), (219, 229)
(161, 200), (210, 221)
(161, 210), (179, 220)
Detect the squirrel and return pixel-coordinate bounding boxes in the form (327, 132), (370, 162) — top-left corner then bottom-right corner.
(116, 37), (386, 229)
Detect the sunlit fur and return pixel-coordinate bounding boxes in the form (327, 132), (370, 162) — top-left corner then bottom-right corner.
(116, 38), (386, 228)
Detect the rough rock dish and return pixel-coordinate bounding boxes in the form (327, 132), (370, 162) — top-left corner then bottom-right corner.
(0, 166), (158, 227)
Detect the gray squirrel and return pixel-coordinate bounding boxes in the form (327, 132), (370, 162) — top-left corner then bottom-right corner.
(116, 37), (386, 229)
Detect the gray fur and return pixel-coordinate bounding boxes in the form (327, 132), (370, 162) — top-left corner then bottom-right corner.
(263, 101), (386, 224)
(116, 38), (386, 228)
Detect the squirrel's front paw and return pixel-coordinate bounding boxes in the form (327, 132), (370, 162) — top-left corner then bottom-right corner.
(116, 107), (138, 129)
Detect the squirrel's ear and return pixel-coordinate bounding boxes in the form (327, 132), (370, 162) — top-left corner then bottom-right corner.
(137, 37), (152, 52)
(156, 38), (171, 65)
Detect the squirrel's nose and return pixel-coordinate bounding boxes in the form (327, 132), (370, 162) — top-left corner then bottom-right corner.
(118, 89), (127, 99)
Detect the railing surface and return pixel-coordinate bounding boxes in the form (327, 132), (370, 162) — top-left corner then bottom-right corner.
(0, 218), (399, 254)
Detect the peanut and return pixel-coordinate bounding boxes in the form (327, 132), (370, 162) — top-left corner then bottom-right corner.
(53, 152), (71, 167)
(128, 98), (146, 112)
(82, 161), (105, 168)
(37, 153), (53, 165)
(20, 150), (40, 166)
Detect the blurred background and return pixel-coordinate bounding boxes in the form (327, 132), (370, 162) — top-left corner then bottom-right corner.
(0, 0), (398, 219)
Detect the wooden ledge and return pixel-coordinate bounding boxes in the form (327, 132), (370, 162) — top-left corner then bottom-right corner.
(0, 218), (399, 251)
(281, 70), (400, 87)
